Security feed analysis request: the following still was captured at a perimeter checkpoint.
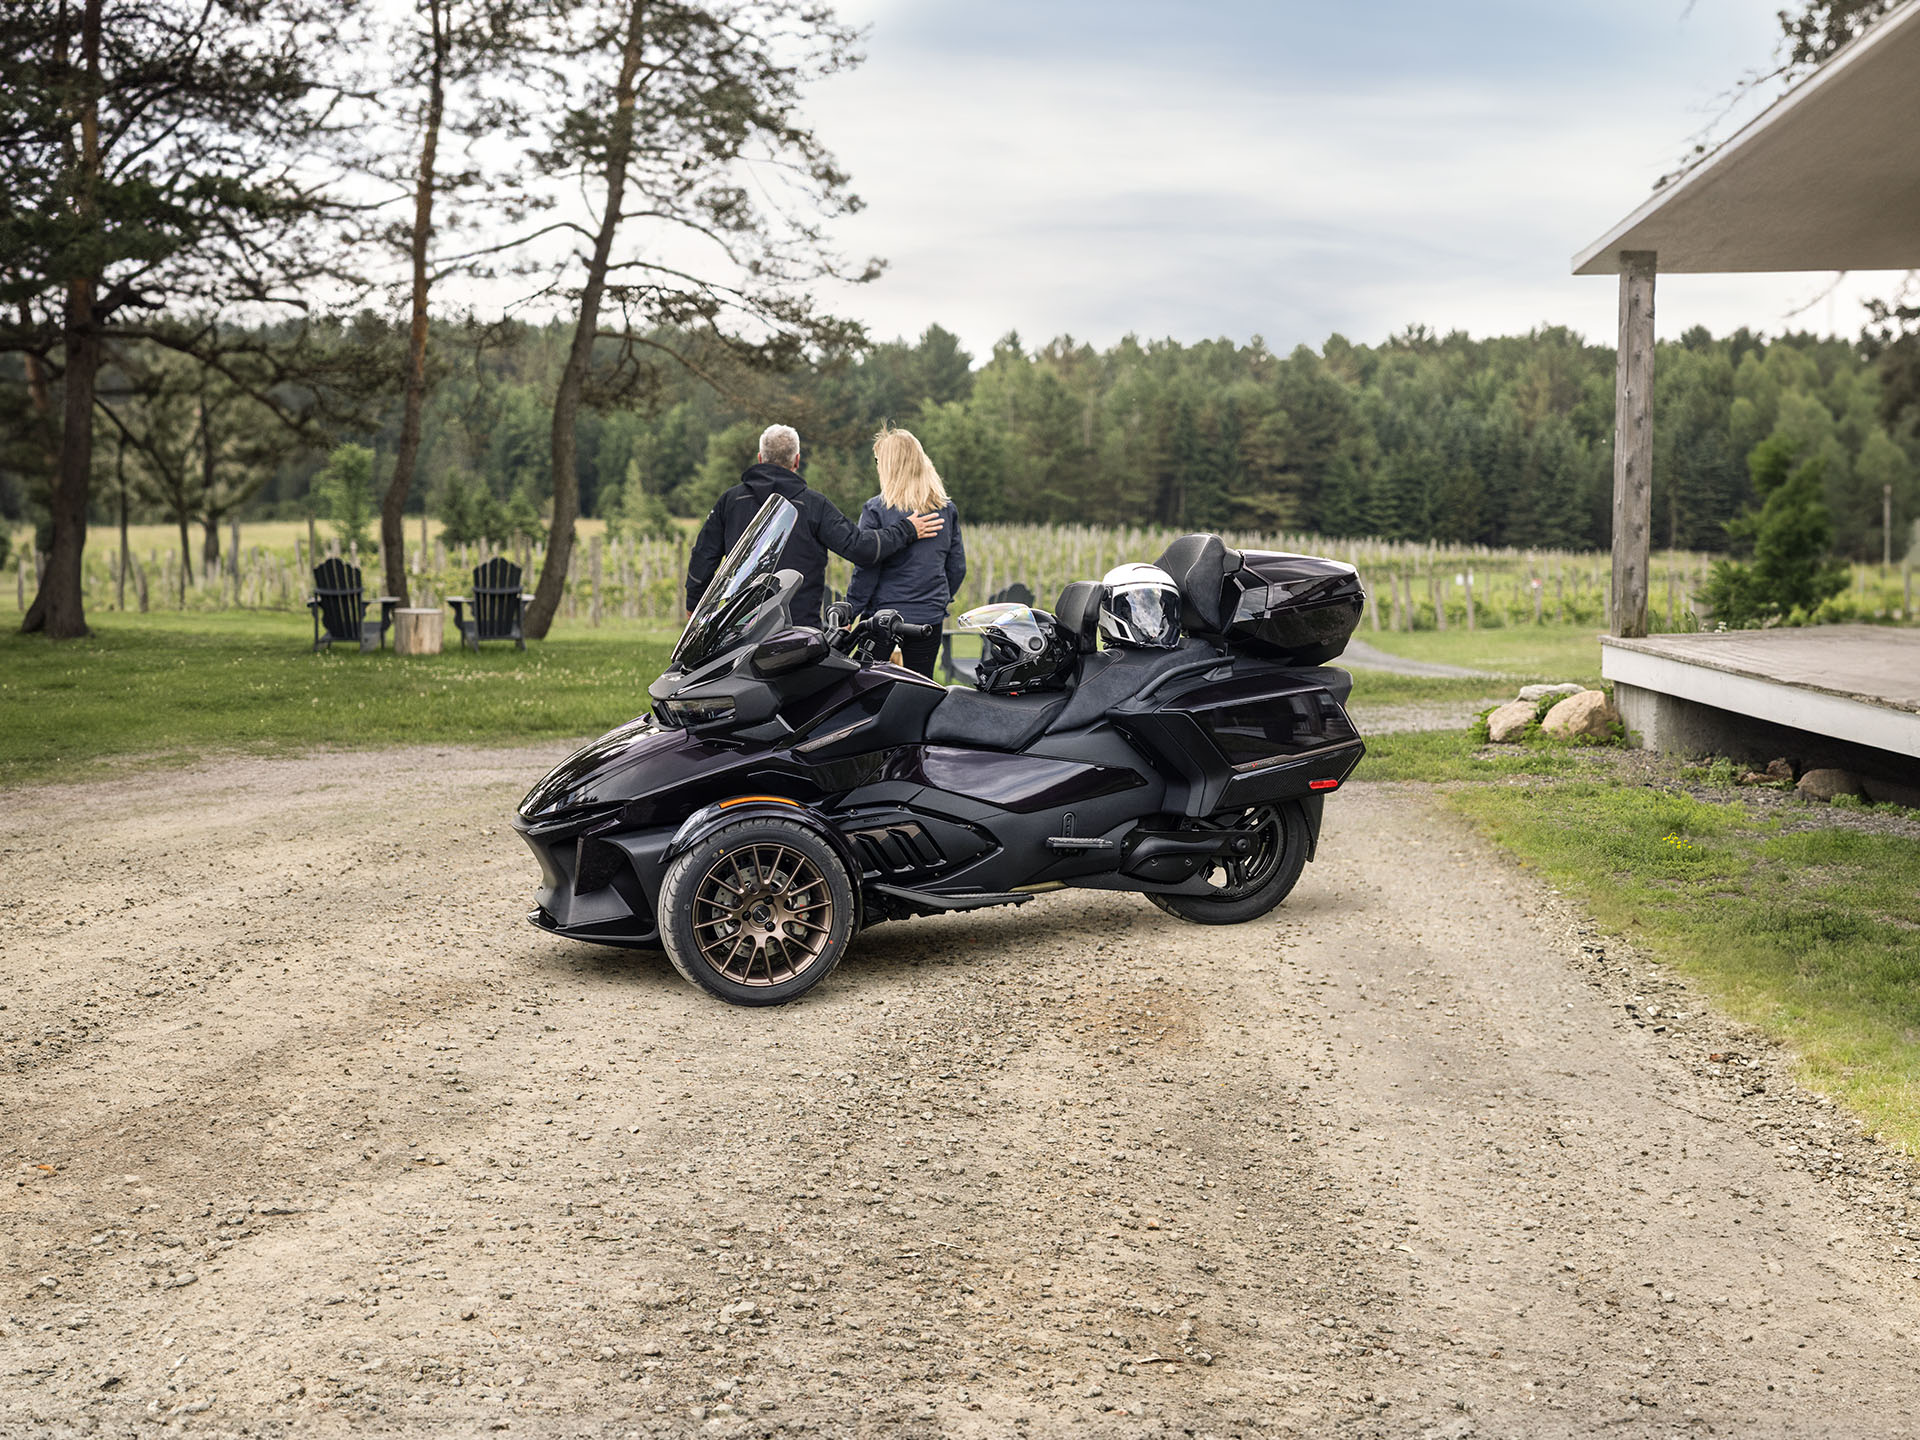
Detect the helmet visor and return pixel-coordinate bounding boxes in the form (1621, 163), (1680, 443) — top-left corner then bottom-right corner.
(1102, 584), (1182, 648)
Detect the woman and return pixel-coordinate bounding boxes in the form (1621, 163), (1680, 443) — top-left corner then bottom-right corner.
(847, 426), (966, 677)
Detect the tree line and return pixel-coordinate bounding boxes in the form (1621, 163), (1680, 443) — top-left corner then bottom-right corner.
(22, 317), (1906, 569)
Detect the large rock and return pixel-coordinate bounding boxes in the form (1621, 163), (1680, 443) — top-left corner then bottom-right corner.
(1796, 768), (1866, 802)
(1518, 682), (1585, 703)
(1541, 689), (1619, 743)
(1484, 699), (1537, 743)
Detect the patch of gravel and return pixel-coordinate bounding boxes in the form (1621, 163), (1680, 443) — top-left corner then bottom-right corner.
(1349, 701), (1504, 735)
(4, 747), (1920, 1438)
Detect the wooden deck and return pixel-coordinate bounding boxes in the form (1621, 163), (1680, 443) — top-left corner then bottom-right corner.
(1602, 626), (1920, 764)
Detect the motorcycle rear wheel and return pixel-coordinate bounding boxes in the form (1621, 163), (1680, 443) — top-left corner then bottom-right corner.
(1148, 801), (1309, 926)
(658, 818), (855, 1006)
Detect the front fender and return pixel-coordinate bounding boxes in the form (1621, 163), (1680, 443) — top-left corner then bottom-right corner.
(665, 796), (866, 927)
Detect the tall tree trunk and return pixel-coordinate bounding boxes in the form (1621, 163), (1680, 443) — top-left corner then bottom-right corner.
(176, 514), (192, 604)
(526, 0), (647, 640)
(116, 437), (128, 611)
(383, 0), (449, 609)
(25, 0), (104, 638)
(199, 395), (220, 570)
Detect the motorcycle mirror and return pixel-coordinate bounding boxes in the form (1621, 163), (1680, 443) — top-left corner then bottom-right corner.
(751, 628), (830, 677)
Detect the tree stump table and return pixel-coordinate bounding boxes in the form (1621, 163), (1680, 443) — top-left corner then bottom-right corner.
(394, 607), (444, 656)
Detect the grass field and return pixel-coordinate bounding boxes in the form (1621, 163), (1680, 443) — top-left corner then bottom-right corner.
(0, 611), (675, 785)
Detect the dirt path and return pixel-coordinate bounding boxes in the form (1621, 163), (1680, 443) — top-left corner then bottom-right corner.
(5, 746), (1920, 1439)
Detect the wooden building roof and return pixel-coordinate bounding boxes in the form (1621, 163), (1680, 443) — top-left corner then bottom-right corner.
(1573, 0), (1920, 275)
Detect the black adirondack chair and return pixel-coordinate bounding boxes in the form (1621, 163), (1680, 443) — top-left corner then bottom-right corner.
(939, 581), (1039, 684)
(306, 558), (398, 653)
(449, 557), (533, 652)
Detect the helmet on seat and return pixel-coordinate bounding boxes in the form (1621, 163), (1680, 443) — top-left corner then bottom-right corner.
(1098, 563), (1183, 649)
(956, 602), (1076, 694)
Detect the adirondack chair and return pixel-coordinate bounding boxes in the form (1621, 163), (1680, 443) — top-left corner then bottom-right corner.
(939, 581), (1039, 684)
(306, 558), (398, 653)
(448, 557), (533, 652)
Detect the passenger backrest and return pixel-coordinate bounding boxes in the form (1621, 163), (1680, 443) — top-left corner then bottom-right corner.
(1052, 580), (1103, 654)
(1154, 533), (1242, 634)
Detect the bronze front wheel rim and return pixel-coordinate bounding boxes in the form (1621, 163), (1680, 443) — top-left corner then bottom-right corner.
(690, 842), (835, 986)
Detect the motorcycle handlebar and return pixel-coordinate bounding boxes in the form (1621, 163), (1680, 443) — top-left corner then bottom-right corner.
(893, 621), (936, 641)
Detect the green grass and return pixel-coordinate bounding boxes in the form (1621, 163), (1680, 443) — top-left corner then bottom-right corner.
(1350, 727), (1606, 783)
(1342, 672), (1512, 711)
(1451, 781), (1920, 1150)
(1357, 622), (1607, 681)
(0, 610), (676, 785)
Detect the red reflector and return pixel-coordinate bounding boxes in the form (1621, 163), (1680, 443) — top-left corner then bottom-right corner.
(1308, 779), (1340, 791)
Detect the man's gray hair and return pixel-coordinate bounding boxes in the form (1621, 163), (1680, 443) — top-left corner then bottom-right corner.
(758, 424), (800, 468)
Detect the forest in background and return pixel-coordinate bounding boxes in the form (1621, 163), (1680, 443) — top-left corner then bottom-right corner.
(16, 318), (1907, 561)
(7, 318), (1917, 584)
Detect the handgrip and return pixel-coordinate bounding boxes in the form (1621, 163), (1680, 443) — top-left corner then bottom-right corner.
(894, 621), (936, 640)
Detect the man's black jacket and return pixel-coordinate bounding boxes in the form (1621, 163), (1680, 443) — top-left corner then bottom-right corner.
(685, 463), (918, 628)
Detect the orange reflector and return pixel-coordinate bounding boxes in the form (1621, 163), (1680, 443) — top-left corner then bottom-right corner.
(719, 795), (799, 808)
(1308, 779), (1340, 791)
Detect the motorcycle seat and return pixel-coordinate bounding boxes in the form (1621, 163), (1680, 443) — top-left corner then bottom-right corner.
(926, 686), (1069, 751)
(1046, 637), (1219, 733)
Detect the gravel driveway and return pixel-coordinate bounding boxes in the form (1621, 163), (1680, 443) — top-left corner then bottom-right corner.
(4, 744), (1918, 1438)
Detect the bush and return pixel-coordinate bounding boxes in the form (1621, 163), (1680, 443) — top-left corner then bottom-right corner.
(1700, 436), (1848, 627)
(436, 472), (544, 548)
(314, 444), (377, 552)
(605, 458), (679, 543)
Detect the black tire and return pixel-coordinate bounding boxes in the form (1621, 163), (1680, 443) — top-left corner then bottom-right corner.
(657, 818), (855, 1007)
(1148, 801), (1310, 926)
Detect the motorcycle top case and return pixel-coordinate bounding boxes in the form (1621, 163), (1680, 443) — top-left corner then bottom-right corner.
(1223, 550), (1365, 665)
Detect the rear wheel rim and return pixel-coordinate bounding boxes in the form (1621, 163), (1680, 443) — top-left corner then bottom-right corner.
(1198, 805), (1285, 899)
(690, 842), (835, 987)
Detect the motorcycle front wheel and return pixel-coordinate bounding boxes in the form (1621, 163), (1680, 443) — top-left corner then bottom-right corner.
(657, 818), (856, 1006)
(1148, 800), (1310, 926)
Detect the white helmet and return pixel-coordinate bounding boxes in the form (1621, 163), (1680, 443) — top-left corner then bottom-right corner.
(1099, 563), (1182, 649)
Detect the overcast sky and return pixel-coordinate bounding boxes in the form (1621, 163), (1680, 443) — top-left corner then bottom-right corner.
(794, 0), (1900, 357)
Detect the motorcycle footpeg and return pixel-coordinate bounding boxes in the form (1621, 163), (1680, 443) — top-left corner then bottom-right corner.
(1045, 835), (1116, 851)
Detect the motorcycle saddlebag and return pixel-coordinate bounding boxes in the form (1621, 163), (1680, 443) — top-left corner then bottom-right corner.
(1224, 551), (1365, 665)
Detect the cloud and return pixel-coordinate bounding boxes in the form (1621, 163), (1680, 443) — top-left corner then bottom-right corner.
(806, 0), (1903, 355)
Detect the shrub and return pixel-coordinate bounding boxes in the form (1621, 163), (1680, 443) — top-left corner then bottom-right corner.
(1700, 436), (1848, 627)
(313, 444), (376, 552)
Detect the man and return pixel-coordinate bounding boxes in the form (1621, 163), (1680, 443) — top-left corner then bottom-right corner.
(685, 423), (943, 628)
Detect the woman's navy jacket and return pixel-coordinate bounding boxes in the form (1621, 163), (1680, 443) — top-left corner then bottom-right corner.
(846, 498), (966, 625)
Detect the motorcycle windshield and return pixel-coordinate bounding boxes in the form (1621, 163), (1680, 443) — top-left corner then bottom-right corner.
(671, 495), (798, 671)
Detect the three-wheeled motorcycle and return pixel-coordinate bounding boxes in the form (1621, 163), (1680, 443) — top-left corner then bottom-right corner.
(513, 498), (1365, 1006)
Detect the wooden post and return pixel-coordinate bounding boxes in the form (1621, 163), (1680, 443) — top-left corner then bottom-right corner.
(1885, 484), (1895, 572)
(1464, 571), (1475, 631)
(590, 534), (603, 627)
(1611, 249), (1656, 637)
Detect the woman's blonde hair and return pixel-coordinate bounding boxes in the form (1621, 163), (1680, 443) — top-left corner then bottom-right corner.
(873, 425), (948, 514)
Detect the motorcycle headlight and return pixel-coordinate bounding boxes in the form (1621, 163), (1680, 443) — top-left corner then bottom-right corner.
(658, 695), (736, 727)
